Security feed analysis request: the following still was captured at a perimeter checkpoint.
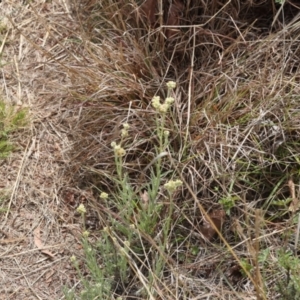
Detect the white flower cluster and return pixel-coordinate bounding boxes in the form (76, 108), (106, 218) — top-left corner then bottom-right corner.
(111, 141), (126, 157)
(121, 123), (130, 138)
(152, 95), (175, 113)
(164, 179), (183, 193)
(151, 81), (176, 114)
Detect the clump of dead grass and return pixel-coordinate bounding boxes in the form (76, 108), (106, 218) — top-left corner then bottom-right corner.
(59, 0), (300, 299)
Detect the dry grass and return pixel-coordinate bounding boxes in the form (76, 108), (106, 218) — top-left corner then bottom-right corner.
(0, 1), (84, 299)
(1, 0), (300, 299)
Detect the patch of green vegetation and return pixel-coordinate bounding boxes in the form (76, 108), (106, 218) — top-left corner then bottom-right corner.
(0, 100), (28, 158)
(276, 250), (300, 299)
(0, 189), (10, 213)
(0, 99), (27, 213)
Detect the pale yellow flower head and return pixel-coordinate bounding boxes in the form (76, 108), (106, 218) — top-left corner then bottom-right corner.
(114, 144), (126, 157)
(82, 231), (89, 238)
(100, 192), (109, 199)
(165, 97), (174, 105)
(122, 123), (130, 130)
(124, 240), (130, 248)
(121, 123), (130, 138)
(76, 204), (86, 214)
(112, 143), (126, 157)
(164, 179), (183, 193)
(166, 81), (176, 89)
(121, 128), (128, 138)
(152, 96), (161, 109)
(158, 103), (169, 114)
(70, 255), (77, 263)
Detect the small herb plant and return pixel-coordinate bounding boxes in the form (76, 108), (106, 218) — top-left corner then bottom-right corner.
(67, 82), (183, 299)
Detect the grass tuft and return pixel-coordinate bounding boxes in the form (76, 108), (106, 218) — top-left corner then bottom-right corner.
(60, 1), (300, 299)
